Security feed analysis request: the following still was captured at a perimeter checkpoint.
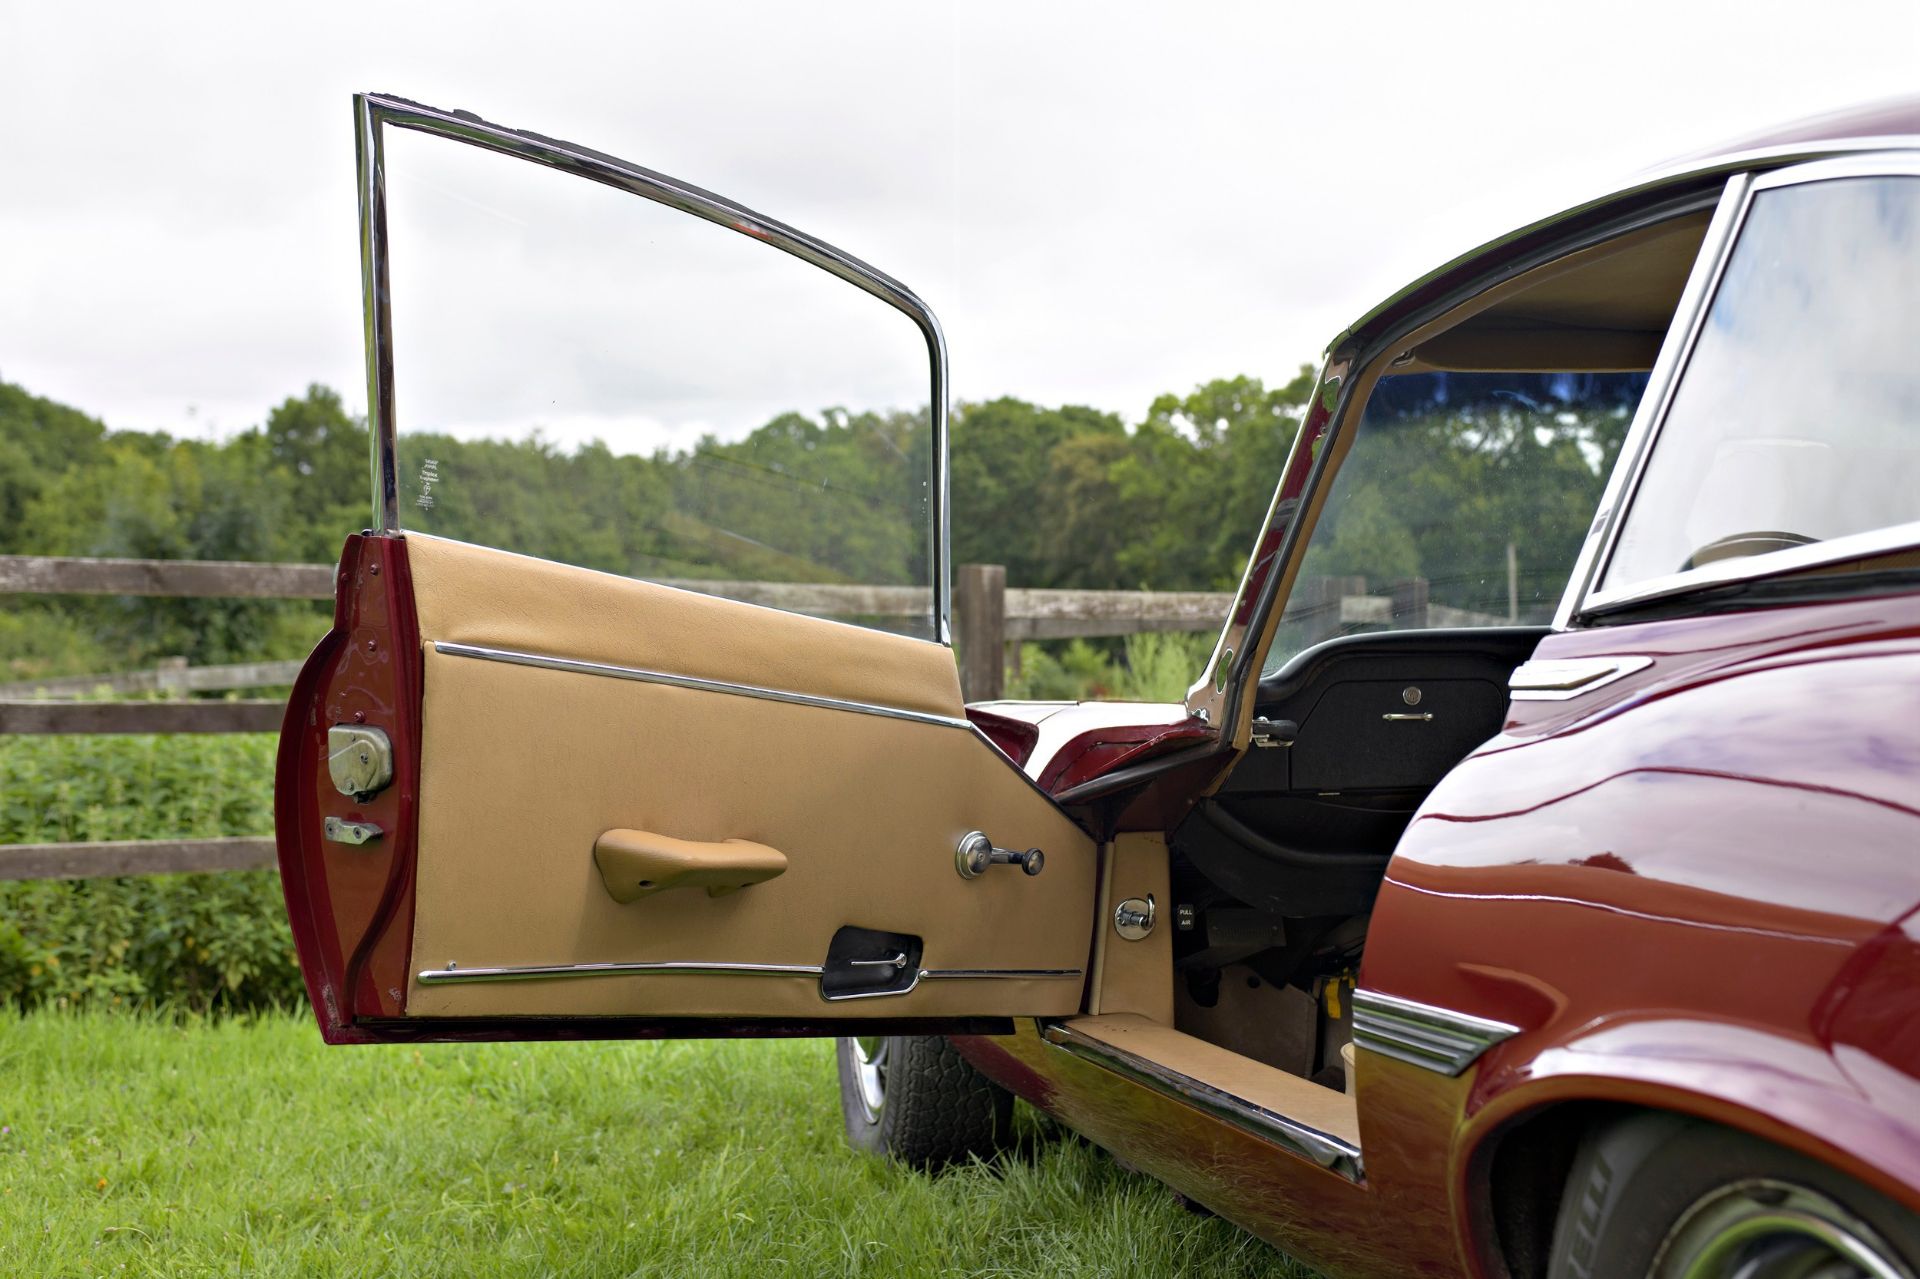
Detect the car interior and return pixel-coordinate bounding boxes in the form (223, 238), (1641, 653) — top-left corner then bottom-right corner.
(1058, 207), (1717, 1143)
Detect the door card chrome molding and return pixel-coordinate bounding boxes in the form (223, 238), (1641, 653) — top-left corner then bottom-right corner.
(1351, 989), (1518, 1077)
(1041, 1021), (1365, 1183)
(418, 960), (1082, 1001)
(418, 961), (824, 984)
(432, 641), (973, 730)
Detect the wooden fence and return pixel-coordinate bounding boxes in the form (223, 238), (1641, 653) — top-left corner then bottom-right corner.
(0, 553), (1238, 881)
(3, 552), (1504, 882)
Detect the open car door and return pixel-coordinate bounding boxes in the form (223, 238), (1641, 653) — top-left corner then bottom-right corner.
(275, 95), (1097, 1043)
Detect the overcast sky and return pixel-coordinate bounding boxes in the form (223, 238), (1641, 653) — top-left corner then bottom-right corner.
(2, 0), (1915, 451)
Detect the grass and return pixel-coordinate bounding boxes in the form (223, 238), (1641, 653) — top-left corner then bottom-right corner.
(0, 1010), (1320, 1278)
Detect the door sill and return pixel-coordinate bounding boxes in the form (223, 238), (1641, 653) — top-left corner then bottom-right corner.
(1041, 1014), (1364, 1182)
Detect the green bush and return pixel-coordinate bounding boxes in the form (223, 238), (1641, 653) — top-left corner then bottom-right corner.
(0, 732), (274, 845)
(1004, 631), (1213, 703)
(0, 871), (300, 1012)
(0, 733), (299, 1012)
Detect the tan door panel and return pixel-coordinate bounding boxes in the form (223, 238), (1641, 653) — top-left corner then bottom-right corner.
(407, 535), (965, 719)
(405, 555), (1098, 1020)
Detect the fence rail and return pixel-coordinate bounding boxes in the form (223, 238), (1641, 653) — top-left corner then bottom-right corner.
(0, 554), (335, 599)
(0, 657), (306, 700)
(1, 837), (276, 882)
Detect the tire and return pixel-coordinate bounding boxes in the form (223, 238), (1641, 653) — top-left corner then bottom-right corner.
(1547, 1111), (1920, 1279)
(834, 1034), (1014, 1171)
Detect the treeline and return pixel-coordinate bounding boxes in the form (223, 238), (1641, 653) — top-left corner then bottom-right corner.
(1, 362), (1635, 683)
(0, 370), (1314, 676)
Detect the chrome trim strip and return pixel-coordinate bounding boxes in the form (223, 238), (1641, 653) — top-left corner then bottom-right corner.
(1041, 1021), (1365, 1182)
(419, 961), (823, 984)
(820, 966), (1083, 1003)
(1550, 173), (1756, 630)
(1509, 655), (1654, 701)
(432, 640), (974, 730)
(920, 968), (1082, 980)
(1351, 990), (1518, 1077)
(354, 96), (398, 536)
(355, 92), (952, 643)
(1567, 152), (1920, 624)
(417, 961), (1081, 991)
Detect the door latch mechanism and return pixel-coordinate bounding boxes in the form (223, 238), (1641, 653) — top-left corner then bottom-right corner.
(322, 816), (382, 846)
(955, 830), (1045, 879)
(328, 724), (393, 798)
(1114, 894), (1156, 940)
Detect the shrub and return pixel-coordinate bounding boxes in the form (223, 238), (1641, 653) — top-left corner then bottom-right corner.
(1004, 631), (1213, 703)
(0, 733), (300, 1012)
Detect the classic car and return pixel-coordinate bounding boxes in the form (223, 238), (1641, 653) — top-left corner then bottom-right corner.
(278, 93), (1920, 1278)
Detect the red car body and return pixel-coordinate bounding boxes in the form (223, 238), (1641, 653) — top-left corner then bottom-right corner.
(942, 100), (1920, 1277)
(956, 589), (1920, 1277)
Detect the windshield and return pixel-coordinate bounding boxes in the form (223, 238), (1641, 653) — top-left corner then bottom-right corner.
(1261, 369), (1648, 678)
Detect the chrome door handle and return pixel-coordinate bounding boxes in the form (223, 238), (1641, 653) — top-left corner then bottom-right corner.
(955, 830), (1045, 879)
(1381, 712), (1434, 722)
(847, 952), (910, 971)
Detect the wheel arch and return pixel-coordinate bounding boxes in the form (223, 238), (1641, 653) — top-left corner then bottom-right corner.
(1460, 1035), (1920, 1278)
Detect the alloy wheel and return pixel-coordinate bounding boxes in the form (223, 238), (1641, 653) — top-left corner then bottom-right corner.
(1654, 1179), (1914, 1279)
(850, 1036), (889, 1124)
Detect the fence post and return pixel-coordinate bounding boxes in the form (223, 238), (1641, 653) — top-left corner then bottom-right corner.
(954, 563), (1006, 703)
(155, 656), (189, 699)
(1389, 578), (1430, 630)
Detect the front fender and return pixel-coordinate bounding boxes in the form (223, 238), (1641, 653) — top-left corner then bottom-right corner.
(1464, 1015), (1920, 1217)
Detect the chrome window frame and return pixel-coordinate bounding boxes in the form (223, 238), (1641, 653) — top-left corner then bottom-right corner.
(353, 92), (955, 643)
(1558, 151), (1920, 624)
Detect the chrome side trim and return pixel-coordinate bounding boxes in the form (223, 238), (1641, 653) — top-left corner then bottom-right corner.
(1508, 655), (1654, 701)
(1351, 990), (1518, 1077)
(432, 641), (973, 730)
(355, 92), (952, 642)
(1041, 1021), (1365, 1183)
(418, 961), (823, 984)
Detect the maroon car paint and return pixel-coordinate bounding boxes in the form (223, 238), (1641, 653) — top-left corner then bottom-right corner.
(1381, 591), (1920, 1232)
(276, 534), (425, 1043)
(961, 590), (1920, 1277)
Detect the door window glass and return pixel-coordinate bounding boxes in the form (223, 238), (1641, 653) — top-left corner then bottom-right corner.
(1601, 176), (1920, 591)
(382, 129), (937, 638)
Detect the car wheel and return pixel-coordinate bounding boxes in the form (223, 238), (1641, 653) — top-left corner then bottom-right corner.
(1548, 1111), (1920, 1279)
(834, 1034), (1014, 1171)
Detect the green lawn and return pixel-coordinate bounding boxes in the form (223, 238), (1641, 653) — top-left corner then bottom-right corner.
(0, 1011), (1319, 1278)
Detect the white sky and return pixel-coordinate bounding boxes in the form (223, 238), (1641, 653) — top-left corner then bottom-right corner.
(2, 0), (1915, 450)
